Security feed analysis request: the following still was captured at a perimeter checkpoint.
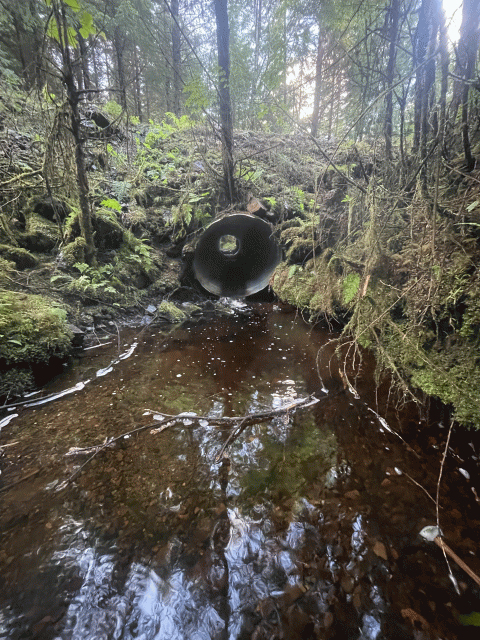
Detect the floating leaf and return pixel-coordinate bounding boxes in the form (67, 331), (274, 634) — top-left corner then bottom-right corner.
(459, 612), (480, 626)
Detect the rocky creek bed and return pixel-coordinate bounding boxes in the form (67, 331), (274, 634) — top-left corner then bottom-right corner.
(1, 303), (480, 640)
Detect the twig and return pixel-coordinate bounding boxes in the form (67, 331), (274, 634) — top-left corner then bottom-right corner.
(0, 468), (41, 493)
(434, 537), (480, 588)
(436, 420), (457, 588)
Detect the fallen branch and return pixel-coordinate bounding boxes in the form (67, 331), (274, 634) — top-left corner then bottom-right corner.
(63, 395), (321, 483)
(420, 525), (480, 588)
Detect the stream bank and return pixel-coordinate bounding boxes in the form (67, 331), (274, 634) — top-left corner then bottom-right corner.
(2, 108), (480, 431)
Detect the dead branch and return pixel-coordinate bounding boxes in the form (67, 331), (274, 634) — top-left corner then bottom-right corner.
(63, 395), (321, 483)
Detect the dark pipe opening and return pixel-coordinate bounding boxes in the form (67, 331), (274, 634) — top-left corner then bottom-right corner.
(193, 214), (282, 298)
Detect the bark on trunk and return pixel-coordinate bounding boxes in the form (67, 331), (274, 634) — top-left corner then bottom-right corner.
(57, 1), (96, 264)
(311, 33), (324, 138)
(384, 0), (399, 161)
(113, 25), (128, 110)
(171, 0), (182, 117)
(214, 0), (235, 203)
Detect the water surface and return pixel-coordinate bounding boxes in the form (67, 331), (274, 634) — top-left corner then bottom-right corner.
(1, 304), (479, 639)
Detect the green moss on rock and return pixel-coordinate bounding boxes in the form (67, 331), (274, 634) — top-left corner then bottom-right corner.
(18, 212), (60, 252)
(0, 244), (38, 269)
(60, 237), (87, 266)
(157, 300), (187, 323)
(0, 291), (73, 366)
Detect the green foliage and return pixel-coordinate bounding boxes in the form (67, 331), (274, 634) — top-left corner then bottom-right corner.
(144, 113), (194, 146)
(101, 198), (122, 213)
(172, 191), (212, 236)
(264, 196), (277, 209)
(52, 262), (121, 302)
(238, 165), (264, 185)
(289, 186), (305, 213)
(342, 273), (360, 304)
(44, 0), (97, 48)
(103, 101), (123, 118)
(52, 231), (154, 303)
(183, 77), (212, 113)
(120, 230), (153, 272)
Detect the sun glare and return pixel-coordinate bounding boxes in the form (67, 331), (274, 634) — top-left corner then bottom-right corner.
(442, 0), (462, 43)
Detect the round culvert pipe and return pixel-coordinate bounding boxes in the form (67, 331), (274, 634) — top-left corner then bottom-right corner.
(193, 213), (282, 297)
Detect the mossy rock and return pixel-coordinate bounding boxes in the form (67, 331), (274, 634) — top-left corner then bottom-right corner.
(18, 212), (60, 253)
(59, 237), (87, 267)
(33, 196), (70, 222)
(0, 257), (15, 286)
(0, 291), (73, 366)
(94, 209), (124, 250)
(157, 300), (187, 323)
(66, 208), (124, 251)
(0, 244), (37, 269)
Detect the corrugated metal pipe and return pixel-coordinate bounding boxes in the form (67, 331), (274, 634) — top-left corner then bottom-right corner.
(193, 213), (282, 297)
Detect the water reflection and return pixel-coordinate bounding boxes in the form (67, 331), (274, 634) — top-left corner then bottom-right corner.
(0, 305), (478, 640)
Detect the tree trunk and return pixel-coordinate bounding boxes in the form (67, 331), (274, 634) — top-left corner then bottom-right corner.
(78, 33), (91, 98)
(454, 0), (480, 169)
(90, 36), (100, 90)
(56, 0), (96, 264)
(133, 44), (143, 121)
(450, 0), (480, 121)
(214, 0), (235, 203)
(419, 8), (438, 191)
(327, 68), (336, 140)
(311, 31), (324, 138)
(413, 0), (430, 152)
(113, 25), (128, 110)
(384, 0), (399, 161)
(171, 0), (182, 117)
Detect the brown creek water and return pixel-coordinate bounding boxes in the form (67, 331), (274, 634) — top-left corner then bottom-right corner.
(1, 303), (480, 640)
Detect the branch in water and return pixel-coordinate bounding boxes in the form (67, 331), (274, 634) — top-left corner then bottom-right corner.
(64, 395), (321, 483)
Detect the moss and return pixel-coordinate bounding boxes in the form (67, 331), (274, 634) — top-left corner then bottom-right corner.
(157, 300), (187, 323)
(0, 291), (73, 366)
(0, 244), (38, 269)
(381, 325), (480, 428)
(18, 212), (60, 253)
(271, 262), (318, 310)
(0, 256), (16, 286)
(60, 237), (87, 266)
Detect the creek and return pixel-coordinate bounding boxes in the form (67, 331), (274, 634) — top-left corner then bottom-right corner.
(0, 303), (479, 639)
